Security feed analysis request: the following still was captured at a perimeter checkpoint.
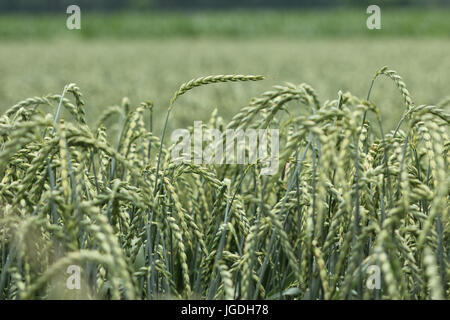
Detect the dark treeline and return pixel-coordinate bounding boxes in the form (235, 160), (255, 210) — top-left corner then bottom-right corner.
(0, 0), (449, 13)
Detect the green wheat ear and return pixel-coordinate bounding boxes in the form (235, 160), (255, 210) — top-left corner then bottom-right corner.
(169, 74), (265, 110)
(154, 74), (265, 194)
(371, 66), (414, 110)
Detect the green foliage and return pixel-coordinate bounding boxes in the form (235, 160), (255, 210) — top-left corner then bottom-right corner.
(0, 67), (448, 300)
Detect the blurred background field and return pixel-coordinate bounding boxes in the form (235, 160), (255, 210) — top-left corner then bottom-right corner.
(0, 2), (449, 133)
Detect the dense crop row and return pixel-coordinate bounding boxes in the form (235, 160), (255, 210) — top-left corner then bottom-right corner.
(0, 67), (448, 299)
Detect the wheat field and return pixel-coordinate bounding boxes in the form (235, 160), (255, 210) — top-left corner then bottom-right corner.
(0, 66), (448, 300)
(1, 38), (449, 134)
